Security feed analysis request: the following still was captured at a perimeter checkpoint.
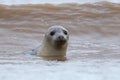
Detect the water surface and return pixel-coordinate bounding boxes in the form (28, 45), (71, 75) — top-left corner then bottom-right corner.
(0, 2), (120, 80)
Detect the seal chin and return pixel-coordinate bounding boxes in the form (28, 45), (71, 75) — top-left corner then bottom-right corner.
(54, 40), (66, 46)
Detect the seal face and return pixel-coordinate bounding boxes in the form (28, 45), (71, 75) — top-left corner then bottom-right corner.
(46, 25), (69, 49)
(37, 25), (69, 61)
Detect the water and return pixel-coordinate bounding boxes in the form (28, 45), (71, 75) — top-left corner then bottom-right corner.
(0, 0), (120, 5)
(0, 1), (120, 80)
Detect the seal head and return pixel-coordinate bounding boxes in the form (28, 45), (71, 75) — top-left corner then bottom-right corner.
(46, 25), (69, 49)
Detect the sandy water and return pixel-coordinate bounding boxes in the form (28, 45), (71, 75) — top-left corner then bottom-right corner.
(0, 2), (120, 80)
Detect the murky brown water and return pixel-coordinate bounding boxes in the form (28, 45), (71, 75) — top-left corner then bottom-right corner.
(0, 2), (120, 64)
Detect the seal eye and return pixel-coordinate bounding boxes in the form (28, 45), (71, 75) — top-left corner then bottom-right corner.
(63, 30), (67, 35)
(50, 31), (55, 36)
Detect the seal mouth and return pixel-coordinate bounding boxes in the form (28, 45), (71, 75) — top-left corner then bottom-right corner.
(54, 40), (66, 45)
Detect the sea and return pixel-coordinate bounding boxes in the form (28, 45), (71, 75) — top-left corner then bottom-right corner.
(0, 0), (120, 80)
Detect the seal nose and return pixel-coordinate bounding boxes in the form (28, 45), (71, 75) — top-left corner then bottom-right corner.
(58, 35), (64, 40)
(55, 35), (66, 45)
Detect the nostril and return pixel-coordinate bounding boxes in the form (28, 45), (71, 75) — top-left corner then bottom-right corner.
(58, 36), (64, 40)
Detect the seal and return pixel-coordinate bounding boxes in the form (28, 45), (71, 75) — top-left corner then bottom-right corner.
(37, 25), (69, 61)
(23, 25), (69, 61)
